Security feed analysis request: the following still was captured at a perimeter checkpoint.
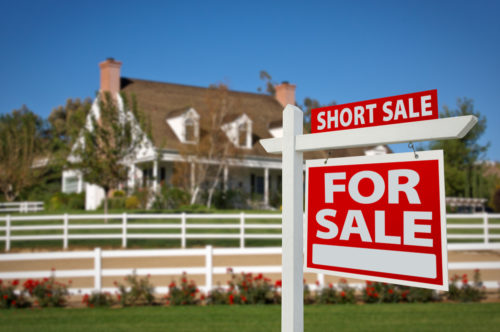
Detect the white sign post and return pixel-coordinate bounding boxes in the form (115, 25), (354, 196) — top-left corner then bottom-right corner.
(260, 104), (477, 332)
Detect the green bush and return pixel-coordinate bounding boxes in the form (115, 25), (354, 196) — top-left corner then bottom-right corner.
(166, 272), (200, 306)
(447, 270), (486, 302)
(23, 275), (69, 307)
(113, 190), (126, 198)
(67, 193), (85, 210)
(82, 292), (115, 308)
(153, 186), (190, 210)
(107, 197), (126, 210)
(213, 189), (247, 209)
(125, 196), (140, 209)
(114, 272), (155, 306)
(0, 280), (30, 309)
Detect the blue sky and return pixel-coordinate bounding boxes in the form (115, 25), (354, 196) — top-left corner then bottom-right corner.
(1, 0), (499, 160)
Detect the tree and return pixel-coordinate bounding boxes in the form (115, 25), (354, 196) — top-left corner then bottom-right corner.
(0, 106), (46, 201)
(48, 98), (92, 159)
(428, 97), (490, 197)
(173, 84), (241, 208)
(70, 92), (147, 214)
(257, 70), (276, 96)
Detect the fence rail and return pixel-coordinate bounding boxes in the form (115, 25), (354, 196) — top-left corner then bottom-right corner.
(0, 213), (498, 251)
(0, 245), (498, 295)
(0, 202), (43, 214)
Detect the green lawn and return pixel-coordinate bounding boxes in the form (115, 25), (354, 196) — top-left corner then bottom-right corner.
(0, 303), (498, 332)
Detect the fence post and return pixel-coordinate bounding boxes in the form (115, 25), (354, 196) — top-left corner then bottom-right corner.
(181, 212), (186, 249)
(94, 247), (102, 293)
(317, 273), (324, 289)
(5, 215), (10, 252)
(240, 212), (245, 249)
(483, 213), (489, 244)
(122, 213), (127, 248)
(63, 214), (69, 249)
(205, 245), (213, 293)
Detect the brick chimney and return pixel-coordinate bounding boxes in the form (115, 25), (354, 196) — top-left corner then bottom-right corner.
(99, 58), (122, 96)
(275, 81), (296, 107)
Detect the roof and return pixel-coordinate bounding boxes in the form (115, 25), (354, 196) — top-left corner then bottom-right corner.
(119, 77), (378, 160)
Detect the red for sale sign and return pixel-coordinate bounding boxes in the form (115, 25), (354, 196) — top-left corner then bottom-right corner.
(304, 151), (448, 290)
(310, 90), (438, 133)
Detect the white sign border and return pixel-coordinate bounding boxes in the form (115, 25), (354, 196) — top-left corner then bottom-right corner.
(304, 150), (449, 291)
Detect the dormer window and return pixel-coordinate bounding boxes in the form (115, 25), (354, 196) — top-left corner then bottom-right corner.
(185, 117), (196, 142)
(222, 113), (252, 149)
(166, 107), (200, 144)
(238, 122), (247, 147)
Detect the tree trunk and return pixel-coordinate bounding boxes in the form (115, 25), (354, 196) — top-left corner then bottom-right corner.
(206, 164), (224, 208)
(103, 189), (109, 224)
(190, 186), (200, 205)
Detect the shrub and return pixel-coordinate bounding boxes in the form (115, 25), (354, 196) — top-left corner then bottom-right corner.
(115, 272), (155, 306)
(107, 197), (126, 210)
(447, 270), (485, 302)
(67, 193), (85, 210)
(213, 189), (247, 209)
(82, 292), (115, 308)
(113, 190), (125, 198)
(206, 287), (228, 305)
(166, 272), (200, 305)
(153, 186), (191, 210)
(0, 279), (30, 309)
(23, 275), (69, 307)
(401, 287), (439, 303)
(336, 278), (356, 304)
(317, 283), (338, 304)
(230, 271), (278, 305)
(125, 196), (140, 209)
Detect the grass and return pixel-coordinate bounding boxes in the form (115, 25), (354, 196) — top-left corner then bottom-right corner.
(0, 303), (499, 332)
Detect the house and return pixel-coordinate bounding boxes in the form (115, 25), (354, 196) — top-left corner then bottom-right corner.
(62, 59), (388, 210)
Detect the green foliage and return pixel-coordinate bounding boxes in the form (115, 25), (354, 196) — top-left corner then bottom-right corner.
(0, 280), (30, 309)
(492, 185), (500, 212)
(115, 272), (155, 306)
(212, 189), (247, 209)
(429, 98), (490, 198)
(125, 196), (140, 209)
(0, 106), (46, 201)
(153, 185), (191, 210)
(47, 192), (84, 211)
(82, 292), (115, 308)
(447, 270), (486, 302)
(71, 92), (147, 214)
(166, 272), (200, 306)
(228, 271), (279, 305)
(22, 275), (69, 307)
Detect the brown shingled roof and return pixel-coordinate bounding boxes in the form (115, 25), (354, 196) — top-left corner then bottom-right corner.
(120, 77), (378, 161)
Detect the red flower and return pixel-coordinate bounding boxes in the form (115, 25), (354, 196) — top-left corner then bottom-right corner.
(117, 294), (121, 301)
(366, 281), (372, 286)
(339, 278), (347, 284)
(275, 280), (282, 288)
(12, 280), (19, 286)
(328, 283), (333, 289)
(388, 289), (394, 294)
(200, 294), (206, 301)
(341, 291), (346, 297)
(373, 292), (379, 298)
(82, 294), (89, 304)
(3, 295), (7, 300)
(11, 300), (16, 307)
(229, 294), (234, 305)
(241, 296), (247, 302)
(315, 280), (320, 286)
(226, 267), (233, 273)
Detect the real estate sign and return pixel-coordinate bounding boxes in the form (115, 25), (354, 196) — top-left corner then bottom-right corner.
(310, 90), (439, 133)
(304, 150), (448, 290)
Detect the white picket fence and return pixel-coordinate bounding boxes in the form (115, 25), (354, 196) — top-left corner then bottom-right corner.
(0, 244), (499, 295)
(0, 213), (498, 252)
(0, 202), (43, 213)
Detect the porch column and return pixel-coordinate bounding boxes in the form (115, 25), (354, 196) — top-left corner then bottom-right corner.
(152, 160), (158, 192)
(77, 173), (83, 193)
(190, 162), (195, 193)
(264, 167), (269, 206)
(223, 165), (229, 191)
(129, 164), (136, 189)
